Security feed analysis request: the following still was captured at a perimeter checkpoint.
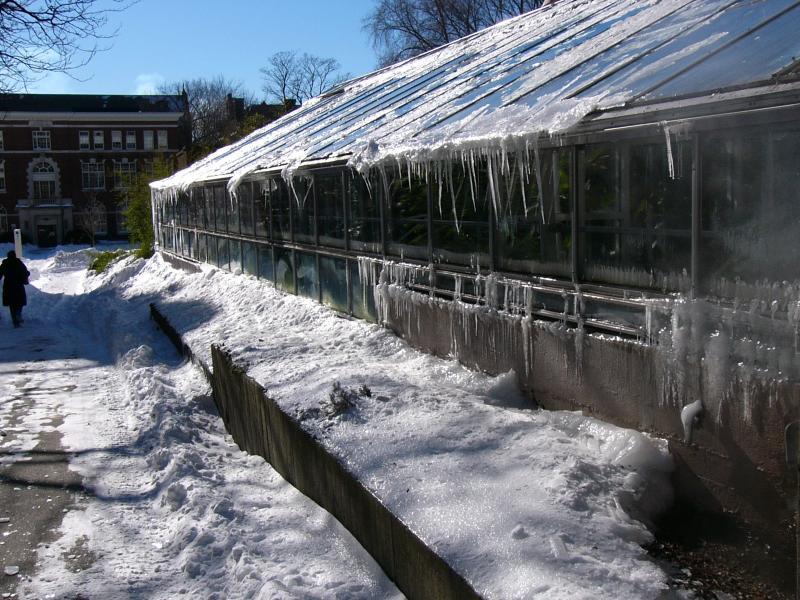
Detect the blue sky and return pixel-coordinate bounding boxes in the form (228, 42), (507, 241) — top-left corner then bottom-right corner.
(30, 0), (380, 98)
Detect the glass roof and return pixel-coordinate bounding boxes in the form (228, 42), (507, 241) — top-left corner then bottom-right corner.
(154, 0), (800, 192)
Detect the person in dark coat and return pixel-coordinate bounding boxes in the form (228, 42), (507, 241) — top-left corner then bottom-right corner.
(0, 251), (30, 327)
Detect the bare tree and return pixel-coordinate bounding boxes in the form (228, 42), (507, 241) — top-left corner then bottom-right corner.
(260, 51), (349, 105)
(363, 0), (545, 66)
(0, 0), (132, 92)
(260, 51), (297, 105)
(159, 76), (251, 148)
(77, 195), (107, 246)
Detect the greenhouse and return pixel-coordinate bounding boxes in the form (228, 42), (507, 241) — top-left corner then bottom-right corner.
(152, 0), (800, 336)
(152, 0), (800, 569)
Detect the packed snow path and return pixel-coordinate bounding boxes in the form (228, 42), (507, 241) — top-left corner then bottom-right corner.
(0, 246), (401, 599)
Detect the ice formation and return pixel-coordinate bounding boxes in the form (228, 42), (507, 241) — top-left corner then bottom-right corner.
(151, 0), (791, 201)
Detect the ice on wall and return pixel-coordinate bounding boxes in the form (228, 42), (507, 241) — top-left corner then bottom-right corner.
(357, 256), (800, 432)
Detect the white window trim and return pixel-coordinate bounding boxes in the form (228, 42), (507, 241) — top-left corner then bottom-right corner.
(32, 130), (51, 151)
(111, 130), (122, 150)
(0, 131), (5, 151)
(81, 160), (105, 191)
(0, 160), (5, 193)
(79, 130), (90, 150)
(157, 130), (168, 150)
(143, 130), (154, 150)
(126, 130), (136, 150)
(27, 157), (60, 200)
(113, 159), (136, 190)
(93, 130), (105, 150)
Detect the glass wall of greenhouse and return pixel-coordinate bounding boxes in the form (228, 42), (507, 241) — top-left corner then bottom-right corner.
(155, 122), (800, 333)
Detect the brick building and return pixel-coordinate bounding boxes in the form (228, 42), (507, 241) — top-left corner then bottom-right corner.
(0, 93), (190, 246)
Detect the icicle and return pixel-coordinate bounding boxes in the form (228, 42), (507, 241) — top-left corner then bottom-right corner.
(437, 163), (444, 217)
(681, 399), (703, 443)
(446, 161), (461, 233)
(517, 153), (529, 217)
(468, 149), (478, 209)
(486, 154), (499, 217)
(532, 139), (546, 225)
(662, 121), (676, 180)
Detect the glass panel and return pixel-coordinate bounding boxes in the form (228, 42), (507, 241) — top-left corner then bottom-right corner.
(317, 172), (345, 248)
(214, 186), (227, 232)
(646, 4), (800, 100)
(229, 238), (242, 272)
(226, 188), (240, 234)
(216, 236), (230, 270)
(581, 141), (692, 291)
(177, 193), (188, 226)
(270, 177), (292, 240)
(207, 234), (218, 265)
(385, 172), (429, 260)
(347, 171), (381, 253)
(535, 0), (732, 104)
(189, 231), (198, 260)
(583, 298), (646, 332)
(319, 255), (348, 312)
(188, 190), (199, 228)
(198, 233), (208, 264)
(579, 0), (798, 101)
(296, 251), (318, 299)
(431, 162), (490, 267)
(700, 128), (800, 291)
(243, 241), (258, 275)
(274, 247), (294, 293)
(496, 148), (572, 277)
(203, 187), (214, 231)
(259, 245), (274, 282)
(350, 260), (377, 322)
(291, 176), (315, 244)
(239, 182), (255, 236)
(254, 182), (270, 238)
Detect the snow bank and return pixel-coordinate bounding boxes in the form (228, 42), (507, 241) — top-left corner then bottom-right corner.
(127, 254), (674, 599)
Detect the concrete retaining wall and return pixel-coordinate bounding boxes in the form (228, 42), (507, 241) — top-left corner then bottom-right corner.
(149, 303), (482, 600)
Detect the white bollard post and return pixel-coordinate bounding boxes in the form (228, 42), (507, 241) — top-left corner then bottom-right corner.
(13, 229), (22, 258)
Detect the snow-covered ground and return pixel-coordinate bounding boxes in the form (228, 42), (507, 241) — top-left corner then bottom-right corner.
(0, 245), (401, 599)
(1, 245), (679, 599)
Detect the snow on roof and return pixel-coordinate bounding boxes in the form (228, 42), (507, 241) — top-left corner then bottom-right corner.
(153, 0), (800, 194)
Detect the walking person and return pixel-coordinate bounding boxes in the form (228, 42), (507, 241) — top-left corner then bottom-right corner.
(0, 250), (30, 327)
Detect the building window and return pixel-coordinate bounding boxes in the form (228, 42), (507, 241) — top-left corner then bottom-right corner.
(157, 130), (167, 149)
(111, 130), (122, 150)
(79, 131), (90, 150)
(81, 160), (105, 190)
(32, 130), (51, 151)
(113, 159), (136, 189)
(126, 131), (136, 150)
(143, 130), (154, 150)
(0, 131), (4, 150)
(0, 161), (5, 192)
(0, 207), (6, 232)
(32, 160), (57, 199)
(93, 130), (105, 150)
